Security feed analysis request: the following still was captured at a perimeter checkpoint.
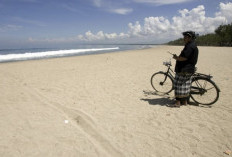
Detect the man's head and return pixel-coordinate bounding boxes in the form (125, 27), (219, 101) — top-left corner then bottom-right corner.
(182, 31), (196, 44)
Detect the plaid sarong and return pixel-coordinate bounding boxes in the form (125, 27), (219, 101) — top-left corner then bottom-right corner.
(174, 73), (192, 98)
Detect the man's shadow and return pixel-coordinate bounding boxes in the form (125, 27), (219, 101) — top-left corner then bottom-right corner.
(141, 98), (174, 107)
(141, 90), (175, 107)
(141, 90), (205, 108)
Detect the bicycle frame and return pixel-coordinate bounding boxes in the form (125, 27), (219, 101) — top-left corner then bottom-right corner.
(190, 80), (207, 95)
(161, 63), (220, 93)
(151, 60), (220, 105)
(160, 63), (175, 81)
(192, 73), (220, 92)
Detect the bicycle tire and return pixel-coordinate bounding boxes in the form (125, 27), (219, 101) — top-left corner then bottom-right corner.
(151, 72), (173, 94)
(190, 77), (219, 105)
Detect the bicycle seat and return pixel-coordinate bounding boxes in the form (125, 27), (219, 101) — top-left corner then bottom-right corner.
(163, 61), (171, 66)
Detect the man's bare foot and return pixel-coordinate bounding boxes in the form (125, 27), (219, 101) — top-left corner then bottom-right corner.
(182, 100), (187, 105)
(173, 100), (181, 107)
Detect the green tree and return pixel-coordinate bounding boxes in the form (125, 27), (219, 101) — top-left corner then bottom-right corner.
(215, 23), (232, 46)
(167, 23), (232, 47)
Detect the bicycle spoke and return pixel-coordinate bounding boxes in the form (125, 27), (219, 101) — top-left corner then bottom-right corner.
(151, 72), (173, 94)
(190, 77), (219, 105)
(205, 87), (215, 91)
(203, 80), (207, 89)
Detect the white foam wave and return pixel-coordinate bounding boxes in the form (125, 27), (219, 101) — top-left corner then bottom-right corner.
(0, 47), (119, 62)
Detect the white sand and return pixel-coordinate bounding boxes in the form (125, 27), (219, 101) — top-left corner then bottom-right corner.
(0, 45), (231, 157)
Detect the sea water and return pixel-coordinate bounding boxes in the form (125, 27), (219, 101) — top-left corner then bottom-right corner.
(0, 44), (153, 63)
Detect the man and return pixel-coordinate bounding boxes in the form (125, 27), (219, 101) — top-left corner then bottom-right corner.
(173, 31), (199, 107)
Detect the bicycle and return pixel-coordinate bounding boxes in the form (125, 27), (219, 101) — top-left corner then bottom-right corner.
(150, 60), (220, 105)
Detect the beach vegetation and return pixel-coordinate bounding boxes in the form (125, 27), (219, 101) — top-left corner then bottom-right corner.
(167, 23), (232, 46)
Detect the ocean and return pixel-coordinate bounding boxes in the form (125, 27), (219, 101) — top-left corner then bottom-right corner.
(0, 44), (154, 63)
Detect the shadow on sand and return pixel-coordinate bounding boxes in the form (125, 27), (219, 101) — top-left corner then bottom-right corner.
(141, 90), (176, 107)
(141, 90), (210, 108)
(141, 98), (174, 107)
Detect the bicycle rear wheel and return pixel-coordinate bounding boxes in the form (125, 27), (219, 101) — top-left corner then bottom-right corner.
(190, 77), (219, 105)
(151, 72), (173, 94)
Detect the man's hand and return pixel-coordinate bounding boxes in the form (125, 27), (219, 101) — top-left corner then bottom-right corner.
(173, 54), (178, 60)
(173, 55), (187, 61)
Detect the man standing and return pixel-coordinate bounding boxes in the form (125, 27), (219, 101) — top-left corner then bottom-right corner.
(173, 31), (199, 107)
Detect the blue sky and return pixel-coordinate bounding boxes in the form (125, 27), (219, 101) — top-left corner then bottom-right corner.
(0, 0), (232, 48)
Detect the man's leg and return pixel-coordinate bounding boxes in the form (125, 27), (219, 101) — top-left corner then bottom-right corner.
(174, 97), (181, 107)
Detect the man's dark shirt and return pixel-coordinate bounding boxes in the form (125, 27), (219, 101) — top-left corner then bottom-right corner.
(175, 41), (198, 74)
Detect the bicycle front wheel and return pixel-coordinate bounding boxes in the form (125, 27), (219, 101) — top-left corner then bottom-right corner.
(190, 77), (219, 105)
(151, 72), (173, 94)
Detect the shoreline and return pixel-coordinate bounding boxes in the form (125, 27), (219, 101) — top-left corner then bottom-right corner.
(0, 44), (157, 63)
(1, 45), (231, 64)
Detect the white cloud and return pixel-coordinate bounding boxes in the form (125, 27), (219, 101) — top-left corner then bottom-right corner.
(85, 31), (105, 40)
(29, 2), (232, 44)
(92, 0), (192, 15)
(128, 21), (142, 36)
(171, 5), (207, 34)
(215, 2), (232, 23)
(143, 16), (171, 35)
(62, 4), (80, 13)
(110, 8), (133, 15)
(170, 3), (232, 35)
(92, 0), (193, 8)
(92, 0), (103, 7)
(13, 17), (46, 27)
(91, 0), (133, 15)
(0, 24), (22, 32)
(76, 30), (128, 42)
(124, 2), (232, 41)
(19, 0), (38, 2)
(132, 0), (193, 5)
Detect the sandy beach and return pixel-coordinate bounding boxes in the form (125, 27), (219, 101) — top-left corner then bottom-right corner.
(0, 45), (232, 157)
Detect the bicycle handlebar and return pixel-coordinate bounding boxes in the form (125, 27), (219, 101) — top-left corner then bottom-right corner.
(167, 51), (174, 55)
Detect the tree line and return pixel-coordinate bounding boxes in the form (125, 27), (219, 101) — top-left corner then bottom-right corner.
(167, 23), (232, 46)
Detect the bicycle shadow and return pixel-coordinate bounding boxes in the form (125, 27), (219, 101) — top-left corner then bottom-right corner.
(141, 98), (174, 107)
(141, 90), (175, 107)
(143, 90), (172, 97)
(141, 90), (210, 108)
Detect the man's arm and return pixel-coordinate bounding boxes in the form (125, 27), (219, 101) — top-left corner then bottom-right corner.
(173, 54), (187, 61)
